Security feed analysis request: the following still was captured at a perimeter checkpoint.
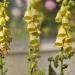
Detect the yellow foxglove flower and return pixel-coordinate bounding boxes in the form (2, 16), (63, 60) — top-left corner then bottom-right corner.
(3, 27), (8, 33)
(5, 15), (9, 21)
(32, 9), (43, 22)
(55, 12), (62, 23)
(55, 38), (63, 48)
(3, 27), (10, 38)
(0, 31), (4, 37)
(31, 0), (40, 9)
(66, 11), (71, 18)
(29, 35), (39, 47)
(0, 17), (6, 26)
(62, 18), (70, 29)
(63, 24), (70, 29)
(62, 16), (69, 24)
(64, 33), (72, 43)
(57, 25), (66, 39)
(24, 9), (32, 23)
(30, 29), (40, 36)
(60, 6), (66, 16)
(64, 43), (72, 53)
(60, 6), (68, 16)
(0, 1), (10, 56)
(1, 7), (5, 12)
(62, 0), (68, 5)
(27, 23), (36, 32)
(0, 37), (4, 43)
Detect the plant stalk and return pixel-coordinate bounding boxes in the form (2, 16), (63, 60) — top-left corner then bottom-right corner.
(48, 61), (52, 75)
(60, 47), (64, 75)
(0, 54), (3, 75)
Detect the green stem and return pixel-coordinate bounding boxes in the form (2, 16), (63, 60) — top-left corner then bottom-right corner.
(48, 61), (52, 75)
(60, 60), (64, 75)
(60, 47), (64, 75)
(0, 54), (3, 75)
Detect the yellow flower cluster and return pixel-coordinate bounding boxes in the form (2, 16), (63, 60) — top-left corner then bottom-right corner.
(24, 0), (43, 48)
(24, 0), (43, 74)
(0, 1), (10, 56)
(55, 0), (73, 54)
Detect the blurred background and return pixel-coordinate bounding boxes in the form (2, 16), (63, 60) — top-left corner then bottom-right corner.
(3, 0), (75, 75)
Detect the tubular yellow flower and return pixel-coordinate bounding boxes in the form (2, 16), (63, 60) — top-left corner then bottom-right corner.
(0, 1), (10, 56)
(62, 16), (69, 25)
(49, 1), (74, 75)
(57, 25), (66, 38)
(55, 38), (63, 48)
(55, 12), (62, 23)
(24, 9), (32, 23)
(0, 17), (6, 26)
(63, 43), (72, 53)
(29, 35), (40, 47)
(27, 23), (36, 32)
(55, 0), (74, 55)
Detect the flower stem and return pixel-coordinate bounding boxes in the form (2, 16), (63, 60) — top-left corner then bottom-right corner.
(60, 60), (64, 75)
(48, 61), (52, 75)
(0, 54), (3, 75)
(60, 47), (64, 75)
